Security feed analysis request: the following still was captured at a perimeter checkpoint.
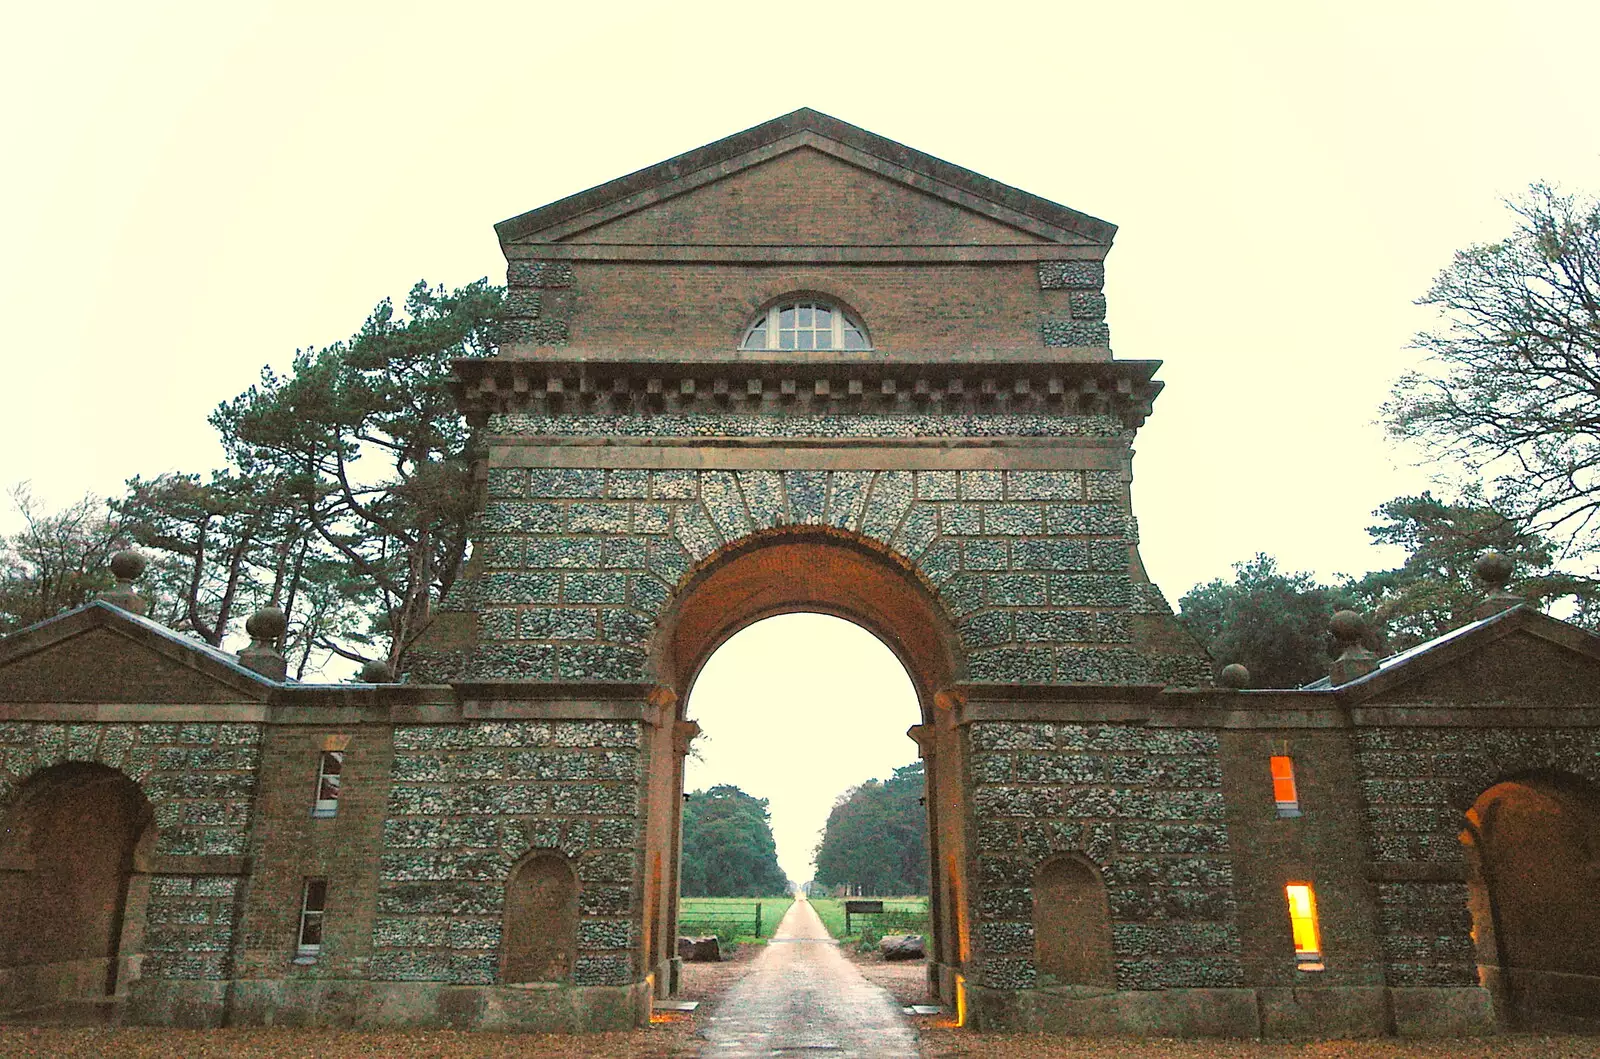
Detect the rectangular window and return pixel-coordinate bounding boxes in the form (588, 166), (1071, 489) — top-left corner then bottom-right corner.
(1270, 755), (1300, 817)
(312, 751), (343, 818)
(296, 878), (327, 963)
(1285, 883), (1323, 971)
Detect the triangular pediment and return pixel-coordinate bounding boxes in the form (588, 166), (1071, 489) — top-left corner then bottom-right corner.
(497, 109), (1114, 248)
(1339, 608), (1600, 707)
(0, 602), (274, 704)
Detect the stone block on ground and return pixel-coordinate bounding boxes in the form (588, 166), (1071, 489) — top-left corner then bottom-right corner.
(879, 934), (925, 961)
(678, 935), (722, 962)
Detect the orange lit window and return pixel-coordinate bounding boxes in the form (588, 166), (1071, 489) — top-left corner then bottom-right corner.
(1285, 883), (1323, 971)
(1270, 755), (1300, 817)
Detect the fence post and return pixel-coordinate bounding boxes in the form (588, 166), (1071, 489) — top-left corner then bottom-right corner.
(755, 902), (762, 937)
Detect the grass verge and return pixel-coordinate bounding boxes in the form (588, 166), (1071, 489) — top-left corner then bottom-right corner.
(678, 895), (794, 943)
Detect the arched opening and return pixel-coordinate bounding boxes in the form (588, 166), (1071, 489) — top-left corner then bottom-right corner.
(1032, 853), (1115, 989)
(500, 851), (578, 984)
(0, 762), (153, 1013)
(1462, 773), (1600, 1028)
(642, 530), (970, 1011)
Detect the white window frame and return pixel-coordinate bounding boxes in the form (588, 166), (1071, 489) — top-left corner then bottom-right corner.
(295, 878), (328, 964)
(740, 301), (870, 351)
(312, 750), (343, 818)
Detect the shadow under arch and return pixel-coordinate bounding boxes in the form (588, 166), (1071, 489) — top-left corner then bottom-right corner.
(639, 527), (972, 1012)
(1460, 769), (1600, 1029)
(650, 526), (965, 712)
(0, 761), (155, 1013)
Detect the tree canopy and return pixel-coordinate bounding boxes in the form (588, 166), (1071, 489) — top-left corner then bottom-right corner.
(1385, 184), (1600, 553)
(679, 785), (789, 897)
(1178, 493), (1600, 684)
(812, 762), (927, 896)
(1176, 554), (1350, 688)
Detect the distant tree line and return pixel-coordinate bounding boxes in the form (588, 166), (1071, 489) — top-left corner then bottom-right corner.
(679, 785), (789, 897)
(812, 762), (927, 895)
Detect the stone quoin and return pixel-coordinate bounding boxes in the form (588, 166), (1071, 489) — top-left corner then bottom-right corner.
(2, 110), (1597, 1036)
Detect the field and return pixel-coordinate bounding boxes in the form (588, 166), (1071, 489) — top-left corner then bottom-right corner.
(676, 895), (793, 942)
(809, 895), (929, 948)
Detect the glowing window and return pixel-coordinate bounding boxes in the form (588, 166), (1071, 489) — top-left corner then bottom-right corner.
(296, 878), (328, 963)
(741, 301), (869, 351)
(1270, 755), (1300, 818)
(1285, 883), (1323, 971)
(312, 751), (343, 818)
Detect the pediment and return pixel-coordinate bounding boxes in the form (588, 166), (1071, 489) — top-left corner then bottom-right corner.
(0, 603), (273, 704)
(560, 146), (1055, 247)
(1349, 610), (1600, 708)
(497, 109), (1114, 249)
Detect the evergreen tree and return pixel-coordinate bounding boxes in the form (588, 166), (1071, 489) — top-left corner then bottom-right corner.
(812, 762), (928, 895)
(679, 785), (788, 897)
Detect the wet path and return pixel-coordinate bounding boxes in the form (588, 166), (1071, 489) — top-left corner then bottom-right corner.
(696, 897), (919, 1057)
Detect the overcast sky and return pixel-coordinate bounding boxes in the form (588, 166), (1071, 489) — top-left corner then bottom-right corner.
(4, 2), (1598, 880)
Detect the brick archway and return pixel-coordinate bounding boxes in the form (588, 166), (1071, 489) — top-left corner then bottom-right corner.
(653, 527), (964, 708)
(638, 528), (971, 1009)
(1462, 771), (1600, 1029)
(0, 762), (154, 1014)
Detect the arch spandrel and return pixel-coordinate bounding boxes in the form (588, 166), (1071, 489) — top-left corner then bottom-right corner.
(649, 528), (965, 709)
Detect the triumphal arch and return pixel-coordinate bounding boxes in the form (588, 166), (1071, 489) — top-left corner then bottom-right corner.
(2, 110), (1598, 1036)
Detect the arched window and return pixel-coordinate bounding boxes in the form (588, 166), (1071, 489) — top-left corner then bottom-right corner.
(741, 301), (869, 351)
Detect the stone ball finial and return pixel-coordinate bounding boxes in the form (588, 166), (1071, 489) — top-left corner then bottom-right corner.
(1475, 550), (1514, 589)
(359, 659), (395, 684)
(1330, 609), (1366, 645)
(109, 549), (147, 582)
(245, 606), (287, 643)
(1217, 663), (1250, 689)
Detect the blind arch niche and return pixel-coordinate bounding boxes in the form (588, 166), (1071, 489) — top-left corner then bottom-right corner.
(501, 851), (579, 984)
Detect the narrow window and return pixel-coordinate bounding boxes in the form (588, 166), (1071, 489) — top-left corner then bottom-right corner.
(1270, 754), (1300, 817)
(312, 751), (343, 818)
(1285, 883), (1323, 971)
(296, 878), (328, 963)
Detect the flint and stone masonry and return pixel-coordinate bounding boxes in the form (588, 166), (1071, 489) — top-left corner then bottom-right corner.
(2, 109), (1598, 1036)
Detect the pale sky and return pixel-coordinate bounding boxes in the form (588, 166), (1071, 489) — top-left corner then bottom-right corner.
(684, 614), (919, 884)
(5, 2), (1600, 878)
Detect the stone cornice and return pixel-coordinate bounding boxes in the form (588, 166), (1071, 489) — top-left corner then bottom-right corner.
(452, 357), (1162, 428)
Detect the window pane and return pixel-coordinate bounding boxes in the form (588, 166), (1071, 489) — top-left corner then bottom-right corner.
(319, 773), (342, 802)
(743, 325), (767, 349)
(779, 330), (796, 350)
(300, 914), (323, 946)
(814, 307), (832, 327)
(323, 751), (343, 776)
(779, 306), (796, 328)
(843, 327), (867, 350)
(815, 331), (833, 350)
(305, 879), (327, 912)
(797, 331), (814, 350)
(797, 306), (812, 327)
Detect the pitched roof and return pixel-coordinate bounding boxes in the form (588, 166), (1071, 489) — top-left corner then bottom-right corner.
(495, 108), (1116, 247)
(1302, 604), (1600, 698)
(0, 600), (281, 699)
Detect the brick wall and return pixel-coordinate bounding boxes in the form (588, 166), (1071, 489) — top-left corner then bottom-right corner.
(374, 720), (643, 986)
(0, 721), (260, 981)
(967, 720), (1239, 990)
(439, 461), (1207, 689)
(1354, 725), (1600, 987)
